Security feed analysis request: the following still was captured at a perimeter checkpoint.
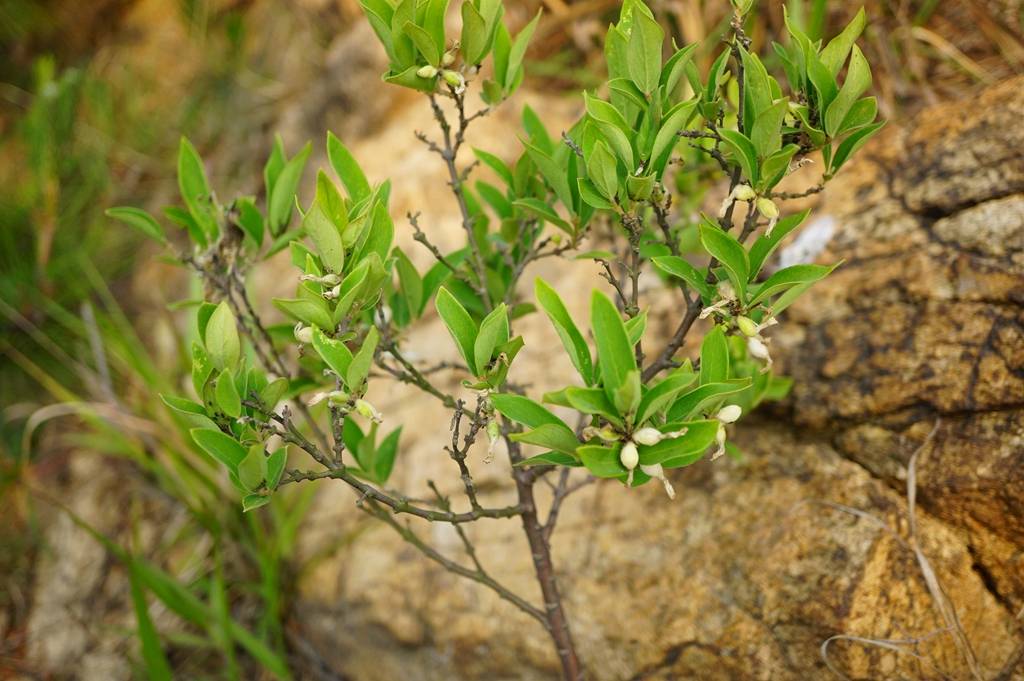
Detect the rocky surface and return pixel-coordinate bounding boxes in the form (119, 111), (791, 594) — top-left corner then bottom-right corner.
(783, 76), (1024, 630)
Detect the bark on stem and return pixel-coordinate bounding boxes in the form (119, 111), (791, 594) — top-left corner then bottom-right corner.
(513, 466), (583, 680)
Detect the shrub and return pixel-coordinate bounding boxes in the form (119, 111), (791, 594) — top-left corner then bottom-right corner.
(109, 0), (879, 676)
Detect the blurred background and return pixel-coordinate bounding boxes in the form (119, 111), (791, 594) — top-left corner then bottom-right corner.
(2, 1), (1022, 679)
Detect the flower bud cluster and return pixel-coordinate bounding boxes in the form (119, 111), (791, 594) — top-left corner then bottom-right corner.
(616, 427), (688, 497)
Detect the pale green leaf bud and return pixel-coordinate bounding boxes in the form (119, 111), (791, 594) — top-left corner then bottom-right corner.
(355, 399), (383, 423)
(736, 316), (759, 337)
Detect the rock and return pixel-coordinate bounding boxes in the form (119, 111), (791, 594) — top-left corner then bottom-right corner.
(783, 75), (1024, 620)
(293, 80), (1024, 679)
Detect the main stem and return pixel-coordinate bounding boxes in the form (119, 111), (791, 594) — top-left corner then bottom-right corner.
(513, 468), (582, 680)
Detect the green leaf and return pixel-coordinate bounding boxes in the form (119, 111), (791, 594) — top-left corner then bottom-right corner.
(563, 386), (622, 427)
(513, 198), (571, 233)
(374, 427), (402, 482)
(265, 448), (287, 490)
(235, 197), (264, 246)
(750, 99), (788, 159)
(514, 451), (580, 467)
(820, 7), (866, 77)
(829, 121), (885, 175)
(312, 327), (354, 379)
(522, 142), (573, 210)
(461, 1), (488, 64)
(510, 423), (579, 455)
(347, 326), (379, 389)
(215, 370), (242, 418)
(304, 175), (346, 274)
(627, 10), (663, 94)
(424, 0), (449, 61)
(578, 178), (616, 210)
(759, 144), (800, 191)
(612, 368), (642, 420)
(718, 130), (759, 184)
(160, 394), (207, 417)
(177, 137), (217, 240)
(205, 301), (240, 370)
(435, 287), (477, 370)
(651, 100), (697, 177)
(824, 45), (872, 137)
(473, 303), (509, 376)
(661, 43), (697, 93)
(748, 263), (836, 307)
(651, 256), (713, 299)
(503, 10), (541, 90)
(393, 248), (424, 315)
(636, 420), (718, 465)
(699, 326), (729, 384)
(666, 379), (751, 421)
(473, 148), (514, 186)
(491, 393), (569, 429)
(578, 443), (627, 478)
(191, 342), (214, 397)
(106, 207), (166, 244)
(535, 278), (593, 385)
(259, 378), (289, 410)
(327, 131), (371, 203)
(698, 219), (750, 300)
(740, 48), (774, 128)
(268, 142), (311, 235)
(238, 444), (265, 491)
(273, 297), (333, 330)
(403, 21), (440, 65)
(587, 141), (620, 200)
(191, 428), (247, 470)
(128, 565), (173, 681)
(747, 209), (810, 278)
(360, 0), (397, 62)
(591, 290), (636, 397)
(242, 494), (271, 512)
(608, 77), (647, 109)
(384, 64), (438, 92)
(636, 371), (697, 425)
(807, 53), (839, 115)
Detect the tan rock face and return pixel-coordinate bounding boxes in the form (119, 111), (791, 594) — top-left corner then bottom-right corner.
(783, 76), (1024, 637)
(293, 81), (1024, 679)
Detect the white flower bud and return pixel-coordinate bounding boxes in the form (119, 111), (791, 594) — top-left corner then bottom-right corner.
(716, 404), (742, 424)
(441, 51), (456, 66)
(755, 197), (779, 220)
(308, 389), (347, 406)
(323, 284), (342, 300)
(620, 440), (639, 470)
(484, 419), (501, 464)
(756, 197), (780, 237)
(417, 64), (438, 79)
(632, 427), (664, 446)
(711, 423), (727, 460)
(620, 440), (639, 486)
(294, 323), (314, 344)
(747, 336), (773, 368)
(640, 462), (676, 500)
(441, 70), (465, 93)
(719, 184), (756, 218)
(355, 399), (383, 423)
(736, 316), (759, 337)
